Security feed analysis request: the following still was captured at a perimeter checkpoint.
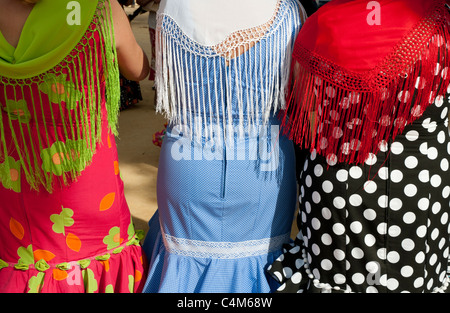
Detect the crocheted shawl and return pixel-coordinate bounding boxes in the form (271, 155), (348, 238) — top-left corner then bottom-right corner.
(281, 0), (450, 165)
(154, 0), (303, 140)
(0, 0), (120, 192)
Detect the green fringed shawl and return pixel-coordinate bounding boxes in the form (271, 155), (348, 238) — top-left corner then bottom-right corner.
(0, 0), (120, 193)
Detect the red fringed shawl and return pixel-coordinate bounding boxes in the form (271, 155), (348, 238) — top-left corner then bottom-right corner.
(281, 0), (450, 165)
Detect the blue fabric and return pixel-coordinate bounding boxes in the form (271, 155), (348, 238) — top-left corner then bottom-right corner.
(142, 0), (302, 293)
(143, 118), (297, 293)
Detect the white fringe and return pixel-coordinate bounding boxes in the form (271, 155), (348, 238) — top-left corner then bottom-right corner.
(154, 0), (302, 140)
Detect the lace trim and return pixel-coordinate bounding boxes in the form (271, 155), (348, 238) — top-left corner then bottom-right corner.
(158, 0), (289, 57)
(162, 232), (290, 259)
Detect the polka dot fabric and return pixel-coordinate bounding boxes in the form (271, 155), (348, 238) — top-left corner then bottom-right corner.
(268, 91), (450, 293)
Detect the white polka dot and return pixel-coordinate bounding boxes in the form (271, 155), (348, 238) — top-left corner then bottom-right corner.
(377, 167), (389, 180)
(363, 209), (377, 221)
(322, 207), (332, 220)
(351, 247), (364, 259)
(305, 175), (312, 187)
(349, 166), (363, 179)
(440, 158), (449, 171)
(388, 225), (402, 237)
(364, 181), (377, 194)
(311, 218), (321, 230)
(378, 140), (388, 152)
(417, 197), (429, 211)
(349, 194), (363, 207)
(419, 142), (428, 155)
(283, 267), (293, 278)
(377, 195), (388, 208)
(390, 142), (404, 155)
(377, 248), (387, 260)
(305, 201), (311, 214)
(366, 261), (379, 274)
(427, 147), (438, 160)
(377, 222), (387, 235)
(326, 153), (338, 166)
(332, 223), (345, 235)
(431, 228), (440, 241)
(432, 202), (441, 214)
(441, 212), (448, 225)
(272, 271), (283, 282)
(336, 169), (348, 182)
(365, 153), (377, 166)
(321, 233), (332, 245)
(415, 251), (425, 263)
(404, 156), (418, 169)
(334, 273), (346, 285)
(312, 191), (321, 204)
(333, 249), (345, 261)
(418, 170), (429, 183)
(416, 225), (427, 238)
(401, 238), (415, 251)
(322, 180), (334, 193)
(364, 234), (376, 247)
(352, 273), (365, 285)
(390, 170), (403, 183)
(321, 259), (333, 270)
(443, 186), (450, 198)
(430, 174), (442, 188)
(387, 278), (399, 291)
(311, 243), (320, 255)
(405, 130), (419, 141)
(333, 197), (346, 209)
(314, 164), (324, 177)
(413, 277), (424, 288)
(437, 131), (446, 144)
(295, 258), (303, 269)
(404, 184), (417, 197)
(401, 266), (414, 277)
(403, 212), (416, 224)
(291, 272), (302, 284)
(389, 198), (403, 210)
(387, 251), (400, 263)
(350, 221), (363, 234)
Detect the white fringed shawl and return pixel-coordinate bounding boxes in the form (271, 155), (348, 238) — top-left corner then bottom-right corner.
(155, 0), (302, 139)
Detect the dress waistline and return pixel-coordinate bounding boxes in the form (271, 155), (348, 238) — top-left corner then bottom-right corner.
(162, 232), (290, 259)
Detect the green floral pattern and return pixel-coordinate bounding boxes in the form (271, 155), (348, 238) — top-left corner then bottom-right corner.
(50, 207), (74, 236)
(38, 74), (82, 108)
(40, 139), (85, 176)
(0, 156), (21, 193)
(2, 99), (31, 123)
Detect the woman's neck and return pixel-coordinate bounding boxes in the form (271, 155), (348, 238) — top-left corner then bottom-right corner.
(0, 0), (35, 48)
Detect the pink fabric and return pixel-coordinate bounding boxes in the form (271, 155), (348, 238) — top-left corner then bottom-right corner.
(0, 23), (147, 293)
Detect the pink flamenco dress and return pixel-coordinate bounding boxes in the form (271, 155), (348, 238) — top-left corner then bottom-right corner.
(0, 0), (147, 292)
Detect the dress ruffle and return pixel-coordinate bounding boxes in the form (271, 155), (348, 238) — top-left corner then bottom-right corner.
(0, 236), (147, 293)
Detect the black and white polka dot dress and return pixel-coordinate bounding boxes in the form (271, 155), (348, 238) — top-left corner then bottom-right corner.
(268, 92), (450, 293)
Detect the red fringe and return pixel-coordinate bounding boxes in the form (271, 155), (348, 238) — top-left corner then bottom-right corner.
(280, 3), (450, 165)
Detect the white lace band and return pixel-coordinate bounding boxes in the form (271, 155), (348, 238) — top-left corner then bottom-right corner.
(162, 232), (290, 259)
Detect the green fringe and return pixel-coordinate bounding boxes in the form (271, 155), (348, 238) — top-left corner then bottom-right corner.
(0, 0), (120, 193)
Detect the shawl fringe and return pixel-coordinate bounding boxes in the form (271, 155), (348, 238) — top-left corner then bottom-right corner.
(0, 0), (120, 193)
(281, 1), (450, 165)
